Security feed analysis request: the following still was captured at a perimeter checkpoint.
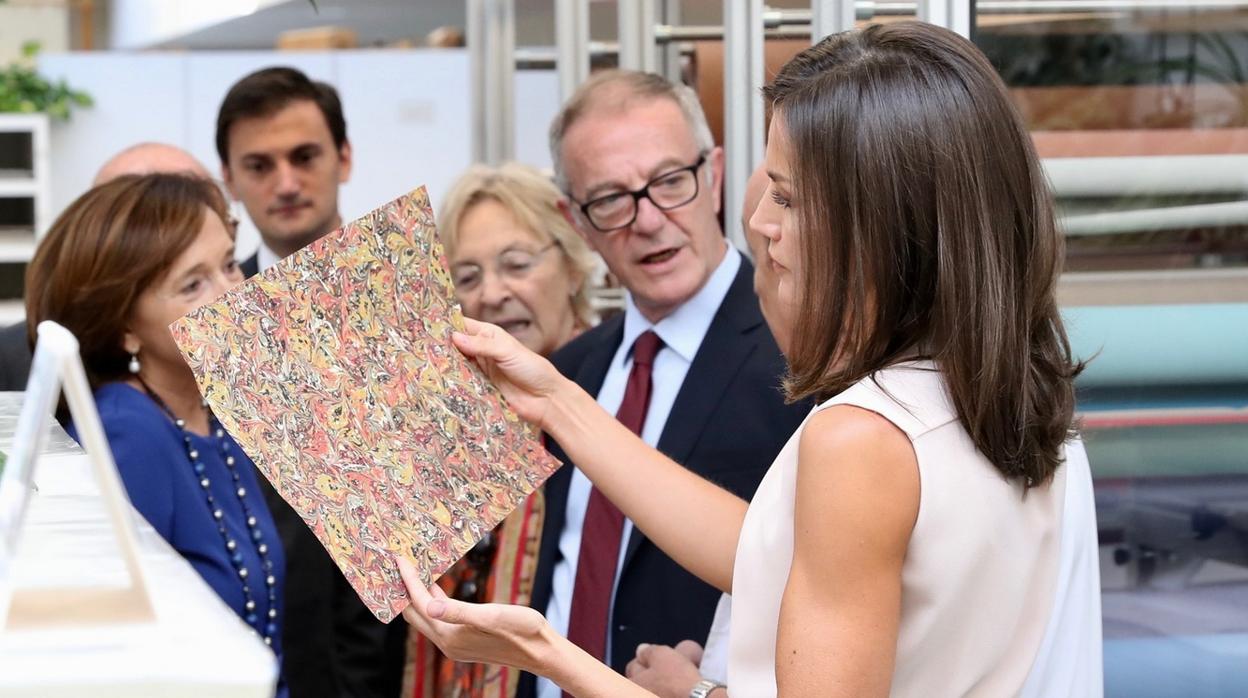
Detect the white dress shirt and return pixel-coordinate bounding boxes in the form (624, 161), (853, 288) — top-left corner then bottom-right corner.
(537, 245), (741, 698)
(699, 594), (732, 683)
(255, 242), (280, 273)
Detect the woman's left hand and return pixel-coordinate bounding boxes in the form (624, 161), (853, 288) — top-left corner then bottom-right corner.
(398, 555), (555, 674)
(399, 555), (660, 698)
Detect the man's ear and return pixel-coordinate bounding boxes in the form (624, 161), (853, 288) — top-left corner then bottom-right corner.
(338, 140), (353, 184)
(707, 146), (725, 215)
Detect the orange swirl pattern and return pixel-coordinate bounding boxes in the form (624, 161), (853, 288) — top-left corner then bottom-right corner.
(171, 186), (561, 623)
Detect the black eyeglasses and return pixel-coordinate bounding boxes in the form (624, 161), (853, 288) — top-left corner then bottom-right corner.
(574, 153), (707, 233)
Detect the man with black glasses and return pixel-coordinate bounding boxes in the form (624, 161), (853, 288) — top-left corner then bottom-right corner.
(520, 70), (808, 698)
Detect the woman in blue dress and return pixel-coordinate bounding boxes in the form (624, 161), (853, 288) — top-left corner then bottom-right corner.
(24, 173), (288, 696)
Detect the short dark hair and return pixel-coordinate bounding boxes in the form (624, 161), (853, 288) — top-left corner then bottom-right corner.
(764, 22), (1082, 488)
(215, 66), (348, 164)
(26, 174), (232, 389)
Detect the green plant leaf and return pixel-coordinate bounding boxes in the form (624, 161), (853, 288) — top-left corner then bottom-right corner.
(0, 42), (93, 120)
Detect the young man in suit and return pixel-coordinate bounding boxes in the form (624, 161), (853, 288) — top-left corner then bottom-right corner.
(216, 67), (404, 698)
(521, 70), (808, 698)
(217, 66), (352, 279)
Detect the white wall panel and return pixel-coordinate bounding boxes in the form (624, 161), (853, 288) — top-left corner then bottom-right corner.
(35, 50), (495, 259)
(333, 50), (472, 218)
(513, 69), (560, 173)
(39, 54), (187, 229)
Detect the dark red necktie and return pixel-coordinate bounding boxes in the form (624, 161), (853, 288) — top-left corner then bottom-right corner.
(564, 330), (663, 673)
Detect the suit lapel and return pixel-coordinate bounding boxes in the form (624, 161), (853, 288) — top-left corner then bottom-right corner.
(572, 318), (622, 399)
(530, 317), (623, 615)
(621, 260), (764, 569)
(240, 252), (260, 280)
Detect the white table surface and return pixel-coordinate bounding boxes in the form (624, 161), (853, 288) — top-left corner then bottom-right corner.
(0, 392), (278, 697)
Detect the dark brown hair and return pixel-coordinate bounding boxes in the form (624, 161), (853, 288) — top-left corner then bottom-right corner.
(215, 66), (348, 164)
(25, 173), (232, 389)
(764, 22), (1082, 487)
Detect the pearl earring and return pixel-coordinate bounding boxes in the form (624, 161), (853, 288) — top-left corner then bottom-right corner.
(128, 352), (141, 374)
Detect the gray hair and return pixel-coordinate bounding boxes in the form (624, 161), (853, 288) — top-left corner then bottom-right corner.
(548, 70), (715, 193)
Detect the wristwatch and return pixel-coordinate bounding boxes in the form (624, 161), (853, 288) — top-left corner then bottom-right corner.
(689, 678), (727, 698)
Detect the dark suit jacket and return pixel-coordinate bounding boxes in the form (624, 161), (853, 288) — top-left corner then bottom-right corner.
(239, 252), (260, 280)
(517, 258), (810, 697)
(0, 321), (33, 392)
(241, 252), (406, 697)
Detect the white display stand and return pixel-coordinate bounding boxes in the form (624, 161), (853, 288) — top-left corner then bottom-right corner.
(0, 322), (277, 697)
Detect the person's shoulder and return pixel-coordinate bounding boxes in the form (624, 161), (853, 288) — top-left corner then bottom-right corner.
(794, 406), (920, 547)
(799, 405), (918, 486)
(804, 405), (910, 447)
(93, 382), (158, 416)
(0, 323), (32, 390)
(0, 321), (27, 342)
(549, 313), (623, 374)
(89, 383), (176, 440)
(82, 384), (183, 531)
(0, 322), (29, 356)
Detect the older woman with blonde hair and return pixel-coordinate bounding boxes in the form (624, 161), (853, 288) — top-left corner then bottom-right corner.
(439, 162), (598, 358)
(407, 162), (599, 698)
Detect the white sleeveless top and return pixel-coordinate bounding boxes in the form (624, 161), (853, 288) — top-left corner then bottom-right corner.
(728, 363), (1102, 696)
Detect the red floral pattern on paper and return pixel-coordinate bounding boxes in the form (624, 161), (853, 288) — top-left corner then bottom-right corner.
(171, 186), (560, 622)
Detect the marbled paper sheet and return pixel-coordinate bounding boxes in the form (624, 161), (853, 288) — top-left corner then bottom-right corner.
(171, 186), (561, 622)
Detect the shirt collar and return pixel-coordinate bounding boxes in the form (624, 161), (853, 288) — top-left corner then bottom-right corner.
(619, 244), (741, 366)
(256, 242), (281, 272)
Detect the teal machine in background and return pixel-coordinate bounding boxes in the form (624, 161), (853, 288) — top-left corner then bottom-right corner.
(1063, 284), (1248, 696)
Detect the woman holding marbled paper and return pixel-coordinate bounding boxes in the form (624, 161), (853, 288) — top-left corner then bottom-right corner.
(399, 23), (1101, 698)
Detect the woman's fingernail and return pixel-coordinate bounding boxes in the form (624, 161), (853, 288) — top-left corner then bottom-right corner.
(428, 600), (447, 618)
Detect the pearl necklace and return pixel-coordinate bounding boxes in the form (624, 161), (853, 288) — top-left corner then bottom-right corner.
(144, 386), (279, 648)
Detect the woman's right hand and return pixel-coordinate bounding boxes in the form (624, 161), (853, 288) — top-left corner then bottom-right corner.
(398, 555), (556, 674)
(453, 317), (569, 429)
(399, 555), (657, 698)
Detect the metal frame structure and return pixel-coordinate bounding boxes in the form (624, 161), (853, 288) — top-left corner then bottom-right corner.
(556, 0), (592, 103)
(920, 0), (974, 38)
(722, 0), (768, 251)
(470, 0), (978, 217)
(618, 0), (658, 72)
(812, 1), (858, 40)
(467, 0), (515, 165)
